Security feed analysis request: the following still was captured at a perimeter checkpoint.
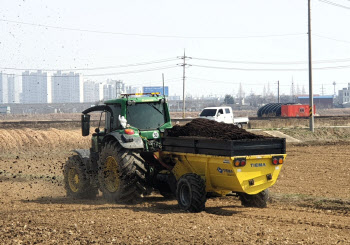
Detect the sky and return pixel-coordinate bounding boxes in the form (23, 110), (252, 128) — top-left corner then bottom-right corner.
(1, 0), (350, 98)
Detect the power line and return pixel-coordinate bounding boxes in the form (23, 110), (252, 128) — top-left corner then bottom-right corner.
(191, 64), (350, 71)
(313, 34), (350, 44)
(3, 65), (178, 78)
(319, 0), (350, 10)
(192, 56), (350, 65)
(0, 18), (305, 39)
(187, 76), (267, 85)
(84, 65), (177, 76)
(5, 55), (350, 73)
(0, 58), (177, 71)
(123, 78), (183, 87)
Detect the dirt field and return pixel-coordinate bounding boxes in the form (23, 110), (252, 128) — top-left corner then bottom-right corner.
(0, 126), (349, 244)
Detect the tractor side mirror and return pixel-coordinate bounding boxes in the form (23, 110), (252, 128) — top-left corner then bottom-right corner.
(81, 114), (91, 136)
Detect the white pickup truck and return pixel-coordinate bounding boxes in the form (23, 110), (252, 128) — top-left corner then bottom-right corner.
(199, 106), (249, 128)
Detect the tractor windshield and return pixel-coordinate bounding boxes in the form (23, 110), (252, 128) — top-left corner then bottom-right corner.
(127, 102), (166, 130)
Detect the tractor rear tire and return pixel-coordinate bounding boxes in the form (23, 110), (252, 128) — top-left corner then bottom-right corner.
(63, 155), (98, 199)
(176, 173), (206, 212)
(98, 141), (147, 204)
(239, 189), (269, 208)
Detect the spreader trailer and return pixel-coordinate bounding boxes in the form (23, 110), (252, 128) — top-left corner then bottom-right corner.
(158, 136), (286, 211)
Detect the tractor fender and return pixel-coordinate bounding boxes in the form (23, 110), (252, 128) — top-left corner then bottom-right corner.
(103, 132), (144, 149)
(72, 149), (91, 170)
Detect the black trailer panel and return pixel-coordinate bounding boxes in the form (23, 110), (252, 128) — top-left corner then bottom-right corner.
(162, 137), (286, 156)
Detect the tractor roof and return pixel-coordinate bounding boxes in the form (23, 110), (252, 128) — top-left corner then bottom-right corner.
(104, 93), (165, 105)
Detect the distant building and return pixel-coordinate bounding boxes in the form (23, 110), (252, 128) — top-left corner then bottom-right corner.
(84, 81), (103, 103)
(7, 74), (21, 103)
(103, 82), (116, 101)
(52, 71), (83, 103)
(116, 80), (125, 98)
(168, 95), (181, 100)
(103, 80), (125, 100)
(297, 95), (333, 109)
(125, 85), (141, 94)
(22, 70), (52, 103)
(338, 83), (350, 104)
(0, 72), (8, 103)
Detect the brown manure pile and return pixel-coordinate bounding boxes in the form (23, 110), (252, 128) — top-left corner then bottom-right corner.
(167, 118), (269, 140)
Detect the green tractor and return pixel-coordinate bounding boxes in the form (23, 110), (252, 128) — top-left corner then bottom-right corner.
(63, 93), (174, 203)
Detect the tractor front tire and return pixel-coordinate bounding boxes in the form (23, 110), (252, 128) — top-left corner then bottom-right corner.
(239, 189), (269, 208)
(63, 155), (98, 199)
(98, 141), (147, 204)
(176, 173), (206, 212)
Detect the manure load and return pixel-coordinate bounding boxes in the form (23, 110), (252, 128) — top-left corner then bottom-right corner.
(163, 118), (285, 156)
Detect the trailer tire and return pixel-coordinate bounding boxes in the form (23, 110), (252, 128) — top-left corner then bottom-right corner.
(176, 173), (206, 212)
(98, 141), (147, 204)
(63, 155), (98, 199)
(237, 123), (243, 129)
(239, 189), (269, 208)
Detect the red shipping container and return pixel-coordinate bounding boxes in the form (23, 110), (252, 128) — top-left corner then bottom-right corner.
(281, 104), (316, 117)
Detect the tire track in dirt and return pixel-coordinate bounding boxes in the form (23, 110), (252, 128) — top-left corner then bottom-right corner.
(240, 211), (350, 230)
(205, 198), (350, 230)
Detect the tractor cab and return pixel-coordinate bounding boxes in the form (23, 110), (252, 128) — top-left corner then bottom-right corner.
(81, 93), (172, 153)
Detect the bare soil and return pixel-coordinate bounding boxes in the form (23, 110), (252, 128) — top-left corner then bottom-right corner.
(0, 126), (349, 244)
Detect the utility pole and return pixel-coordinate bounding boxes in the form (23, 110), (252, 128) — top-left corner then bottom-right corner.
(177, 50), (191, 118)
(321, 84), (325, 96)
(277, 80), (280, 103)
(291, 77), (295, 103)
(308, 0), (314, 132)
(333, 81), (336, 96)
(162, 73), (165, 96)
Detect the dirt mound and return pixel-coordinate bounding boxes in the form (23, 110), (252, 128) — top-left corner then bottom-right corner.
(167, 118), (268, 140)
(0, 128), (89, 152)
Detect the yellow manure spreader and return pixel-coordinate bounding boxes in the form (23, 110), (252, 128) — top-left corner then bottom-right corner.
(158, 136), (286, 212)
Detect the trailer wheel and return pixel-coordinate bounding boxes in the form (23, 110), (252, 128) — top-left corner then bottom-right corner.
(63, 155), (98, 199)
(239, 189), (269, 208)
(98, 141), (147, 204)
(237, 123), (243, 129)
(176, 173), (206, 212)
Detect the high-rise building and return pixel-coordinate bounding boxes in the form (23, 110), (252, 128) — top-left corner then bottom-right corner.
(125, 85), (141, 94)
(0, 72), (8, 104)
(116, 80), (125, 98)
(84, 81), (103, 103)
(7, 74), (21, 103)
(52, 71), (83, 103)
(103, 80), (125, 100)
(22, 70), (52, 103)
